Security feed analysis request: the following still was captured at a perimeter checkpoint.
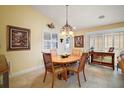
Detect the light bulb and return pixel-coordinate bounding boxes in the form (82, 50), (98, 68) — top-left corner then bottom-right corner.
(61, 31), (66, 35)
(69, 31), (74, 36)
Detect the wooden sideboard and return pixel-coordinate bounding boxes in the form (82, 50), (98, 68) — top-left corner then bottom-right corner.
(89, 52), (115, 70)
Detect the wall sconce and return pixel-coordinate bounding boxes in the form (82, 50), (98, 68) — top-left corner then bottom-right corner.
(60, 38), (63, 43)
(47, 23), (55, 29)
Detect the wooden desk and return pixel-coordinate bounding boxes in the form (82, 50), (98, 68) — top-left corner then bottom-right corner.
(89, 52), (115, 70)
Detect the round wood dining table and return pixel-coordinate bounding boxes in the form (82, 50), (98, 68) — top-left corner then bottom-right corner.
(52, 55), (81, 80)
(52, 55), (81, 64)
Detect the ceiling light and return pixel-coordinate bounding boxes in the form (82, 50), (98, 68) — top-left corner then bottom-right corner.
(60, 5), (74, 36)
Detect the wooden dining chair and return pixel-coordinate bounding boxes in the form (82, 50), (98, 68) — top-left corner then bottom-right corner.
(117, 52), (124, 74)
(50, 49), (62, 68)
(71, 49), (81, 56)
(69, 49), (81, 67)
(42, 53), (67, 88)
(67, 53), (88, 87)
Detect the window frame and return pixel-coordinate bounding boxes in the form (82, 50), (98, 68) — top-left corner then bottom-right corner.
(42, 31), (58, 53)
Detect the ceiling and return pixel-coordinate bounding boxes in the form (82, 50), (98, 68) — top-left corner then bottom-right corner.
(32, 5), (124, 31)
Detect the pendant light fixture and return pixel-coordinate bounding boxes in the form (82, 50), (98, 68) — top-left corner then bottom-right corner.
(61, 5), (74, 36)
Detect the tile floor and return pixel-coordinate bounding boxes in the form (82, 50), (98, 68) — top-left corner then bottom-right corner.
(10, 64), (124, 88)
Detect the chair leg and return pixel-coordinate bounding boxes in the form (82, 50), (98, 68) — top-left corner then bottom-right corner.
(83, 70), (86, 81)
(77, 73), (81, 87)
(52, 73), (55, 88)
(43, 71), (47, 83)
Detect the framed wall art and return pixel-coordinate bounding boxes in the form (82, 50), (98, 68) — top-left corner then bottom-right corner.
(7, 25), (31, 51)
(74, 35), (84, 47)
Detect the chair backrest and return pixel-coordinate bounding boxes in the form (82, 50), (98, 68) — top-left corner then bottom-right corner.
(42, 53), (54, 72)
(78, 53), (88, 72)
(108, 47), (114, 52)
(72, 49), (81, 56)
(50, 49), (57, 56)
(0, 55), (9, 73)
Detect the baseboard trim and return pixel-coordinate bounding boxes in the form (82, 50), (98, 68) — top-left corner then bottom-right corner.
(9, 65), (44, 78)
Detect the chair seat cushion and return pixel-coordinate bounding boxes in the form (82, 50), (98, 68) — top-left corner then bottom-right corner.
(54, 67), (66, 73)
(54, 64), (62, 68)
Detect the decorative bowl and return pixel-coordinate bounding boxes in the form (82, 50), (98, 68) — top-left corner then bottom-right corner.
(61, 54), (69, 58)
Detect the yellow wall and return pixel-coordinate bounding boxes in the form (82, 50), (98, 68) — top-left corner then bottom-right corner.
(0, 6), (53, 75)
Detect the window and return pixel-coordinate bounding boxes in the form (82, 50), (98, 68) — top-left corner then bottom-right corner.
(114, 32), (124, 49)
(87, 28), (124, 52)
(120, 32), (124, 49)
(89, 35), (103, 51)
(114, 33), (120, 49)
(43, 32), (51, 49)
(104, 34), (113, 49)
(65, 36), (72, 54)
(94, 35), (103, 51)
(89, 36), (94, 48)
(51, 33), (58, 49)
(42, 32), (58, 52)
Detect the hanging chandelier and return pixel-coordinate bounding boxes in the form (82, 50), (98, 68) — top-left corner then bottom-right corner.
(61, 5), (74, 36)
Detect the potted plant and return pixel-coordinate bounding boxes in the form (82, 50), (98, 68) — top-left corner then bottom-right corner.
(90, 47), (94, 52)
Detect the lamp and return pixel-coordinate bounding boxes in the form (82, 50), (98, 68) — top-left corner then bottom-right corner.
(61, 5), (74, 36)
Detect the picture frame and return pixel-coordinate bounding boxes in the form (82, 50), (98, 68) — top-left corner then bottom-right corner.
(74, 35), (84, 47)
(7, 25), (31, 51)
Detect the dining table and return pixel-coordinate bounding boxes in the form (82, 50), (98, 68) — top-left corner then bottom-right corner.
(52, 55), (81, 80)
(52, 55), (81, 64)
